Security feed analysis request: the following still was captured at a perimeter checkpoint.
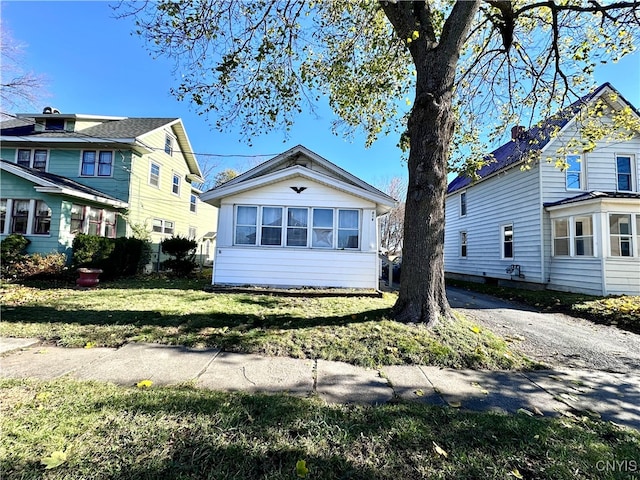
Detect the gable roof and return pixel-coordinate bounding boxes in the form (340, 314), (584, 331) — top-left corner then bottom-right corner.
(200, 145), (396, 215)
(0, 115), (204, 183)
(447, 82), (639, 194)
(0, 159), (129, 208)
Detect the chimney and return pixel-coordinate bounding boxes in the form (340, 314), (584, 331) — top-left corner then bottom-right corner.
(511, 125), (525, 141)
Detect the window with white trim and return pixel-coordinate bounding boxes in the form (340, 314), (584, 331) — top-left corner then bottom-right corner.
(609, 214), (633, 257)
(460, 231), (467, 257)
(152, 218), (175, 235)
(34, 201), (51, 235)
(616, 155), (635, 192)
(71, 204), (85, 233)
(11, 200), (29, 234)
(17, 149), (48, 171)
(460, 191), (467, 217)
(0, 199), (6, 234)
(188, 226), (197, 239)
(554, 216), (595, 257)
(502, 224), (513, 259)
(234, 206), (361, 249)
(81, 151), (113, 176)
(87, 207), (102, 236)
(190, 193), (197, 213)
(172, 173), (181, 195)
(149, 162), (161, 187)
(104, 211), (117, 238)
(574, 216), (594, 256)
(165, 134), (173, 156)
(565, 154), (584, 190)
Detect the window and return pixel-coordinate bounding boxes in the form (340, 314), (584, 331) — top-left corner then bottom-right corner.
(460, 191), (467, 216)
(610, 214), (632, 257)
(235, 206), (257, 245)
(338, 209), (359, 249)
(165, 134), (173, 156)
(172, 173), (181, 195)
(460, 231), (467, 257)
(152, 218), (174, 235)
(0, 199), (6, 233)
(149, 162), (160, 187)
(71, 204), (85, 233)
(34, 201), (51, 235)
(190, 193), (197, 213)
(574, 216), (594, 256)
(188, 226), (197, 239)
(553, 218), (570, 256)
(502, 224), (513, 259)
(104, 211), (117, 238)
(45, 118), (65, 131)
(17, 149), (47, 171)
(261, 207), (283, 246)
(312, 208), (334, 248)
(81, 151), (113, 176)
(11, 200), (29, 234)
(565, 154), (583, 190)
(87, 208), (102, 236)
(286, 208), (308, 247)
(616, 155), (634, 192)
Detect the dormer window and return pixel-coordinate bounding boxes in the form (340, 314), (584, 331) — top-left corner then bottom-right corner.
(45, 118), (65, 131)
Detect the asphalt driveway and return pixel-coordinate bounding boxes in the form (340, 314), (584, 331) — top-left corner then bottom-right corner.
(447, 286), (640, 374)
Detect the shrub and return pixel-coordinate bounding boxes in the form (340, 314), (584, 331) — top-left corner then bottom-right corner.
(1, 234), (30, 265)
(161, 235), (197, 277)
(11, 252), (67, 280)
(72, 234), (151, 279)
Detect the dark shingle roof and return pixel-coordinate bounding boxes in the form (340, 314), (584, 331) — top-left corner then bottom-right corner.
(0, 117), (177, 139)
(0, 159), (124, 204)
(447, 82), (633, 194)
(543, 191), (640, 208)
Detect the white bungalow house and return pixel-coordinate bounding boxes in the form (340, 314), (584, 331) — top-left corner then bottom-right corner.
(445, 83), (640, 296)
(200, 145), (396, 289)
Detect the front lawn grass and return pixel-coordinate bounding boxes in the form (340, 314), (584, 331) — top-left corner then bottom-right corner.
(447, 279), (640, 334)
(0, 278), (530, 370)
(2, 378), (638, 480)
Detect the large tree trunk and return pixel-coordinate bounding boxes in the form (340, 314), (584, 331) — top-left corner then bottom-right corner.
(392, 71), (455, 326)
(381, 1), (480, 326)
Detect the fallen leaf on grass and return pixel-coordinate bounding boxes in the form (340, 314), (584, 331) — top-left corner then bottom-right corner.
(84, 342), (96, 349)
(296, 460), (309, 478)
(41, 450), (67, 470)
(136, 380), (153, 389)
(415, 389), (424, 397)
(432, 441), (448, 458)
(510, 468), (524, 479)
(517, 408), (534, 417)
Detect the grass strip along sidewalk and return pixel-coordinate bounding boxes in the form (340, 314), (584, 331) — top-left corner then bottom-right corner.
(1, 279), (531, 370)
(2, 378), (639, 480)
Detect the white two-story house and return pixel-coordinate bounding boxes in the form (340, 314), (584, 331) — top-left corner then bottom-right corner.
(445, 83), (640, 296)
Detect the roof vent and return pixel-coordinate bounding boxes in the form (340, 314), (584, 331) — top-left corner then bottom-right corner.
(42, 107), (60, 114)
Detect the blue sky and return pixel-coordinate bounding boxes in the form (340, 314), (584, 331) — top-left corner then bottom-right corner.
(2, 1), (639, 186)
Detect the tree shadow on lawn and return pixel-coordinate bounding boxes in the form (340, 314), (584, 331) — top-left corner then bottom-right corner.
(1, 305), (392, 332)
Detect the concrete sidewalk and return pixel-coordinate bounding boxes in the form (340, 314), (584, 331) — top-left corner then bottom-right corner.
(2, 338), (639, 431)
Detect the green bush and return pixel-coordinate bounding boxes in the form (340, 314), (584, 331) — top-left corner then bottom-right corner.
(72, 234), (151, 279)
(1, 234), (30, 264)
(161, 235), (197, 277)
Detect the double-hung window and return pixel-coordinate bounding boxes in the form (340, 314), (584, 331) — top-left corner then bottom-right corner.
(616, 155), (634, 192)
(11, 200), (29, 234)
(610, 214), (632, 257)
(0, 199), (6, 234)
(149, 162), (161, 187)
(261, 207), (283, 246)
(565, 154), (583, 190)
(338, 209), (359, 249)
(235, 206), (258, 245)
(104, 211), (117, 238)
(286, 208), (308, 247)
(17, 149), (47, 171)
(172, 173), (181, 195)
(553, 218), (570, 256)
(460, 191), (467, 217)
(190, 193), (197, 213)
(574, 216), (594, 256)
(502, 224), (513, 259)
(460, 231), (467, 258)
(81, 151), (113, 176)
(87, 208), (102, 236)
(34, 201), (51, 235)
(165, 134), (173, 156)
(71, 204), (85, 233)
(152, 218), (175, 235)
(312, 208), (334, 248)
